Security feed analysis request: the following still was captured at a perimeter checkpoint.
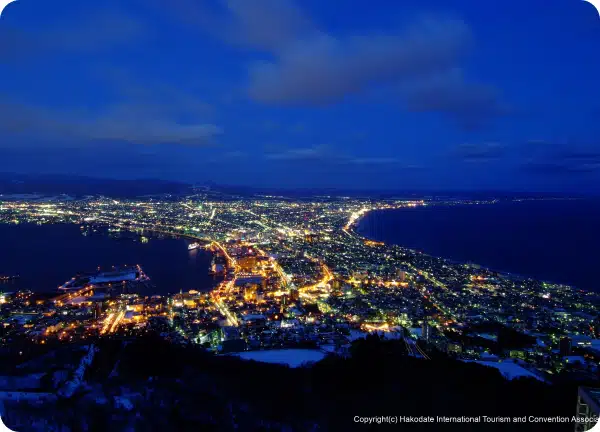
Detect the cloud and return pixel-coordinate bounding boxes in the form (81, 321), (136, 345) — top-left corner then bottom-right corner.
(346, 157), (403, 165)
(221, 0), (312, 51)
(222, 150), (247, 158)
(0, 9), (146, 63)
(205, 150), (248, 164)
(264, 145), (411, 167)
(453, 142), (506, 162)
(0, 62), (220, 147)
(0, 144), (197, 180)
(524, 162), (600, 174)
(405, 69), (508, 129)
(447, 140), (600, 174)
(166, 0), (311, 52)
(265, 146), (329, 161)
(174, 1), (505, 129)
(80, 104), (222, 145)
(48, 11), (146, 52)
(0, 100), (222, 146)
(1, 6), (219, 146)
(522, 147), (600, 175)
(557, 150), (600, 163)
(247, 17), (472, 105)
(98, 66), (215, 120)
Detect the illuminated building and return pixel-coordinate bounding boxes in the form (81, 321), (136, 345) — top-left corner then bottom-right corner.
(446, 342), (463, 354)
(237, 256), (258, 272)
(396, 270), (407, 282)
(289, 288), (300, 302)
(422, 322), (433, 343)
(244, 285), (257, 302)
(305, 233), (318, 243)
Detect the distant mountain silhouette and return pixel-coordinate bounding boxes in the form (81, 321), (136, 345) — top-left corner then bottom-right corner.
(0, 173), (191, 198)
(0, 172), (589, 199)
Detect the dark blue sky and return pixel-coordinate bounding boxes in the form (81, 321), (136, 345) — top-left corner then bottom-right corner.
(1, 0), (599, 191)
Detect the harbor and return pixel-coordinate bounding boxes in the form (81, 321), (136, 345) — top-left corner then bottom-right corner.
(0, 223), (222, 295)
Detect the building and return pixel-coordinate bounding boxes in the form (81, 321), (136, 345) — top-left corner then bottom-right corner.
(396, 270), (407, 282)
(289, 288), (300, 302)
(93, 303), (102, 320)
(509, 350), (527, 361)
(244, 285), (257, 302)
(446, 342), (463, 355)
(593, 318), (600, 339)
(422, 322), (433, 343)
(235, 274), (264, 288)
(237, 257), (258, 272)
(304, 233), (318, 243)
(560, 337), (572, 357)
(219, 326), (246, 353)
(575, 387), (600, 431)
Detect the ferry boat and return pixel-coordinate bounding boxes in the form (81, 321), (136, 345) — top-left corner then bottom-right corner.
(188, 242), (200, 251)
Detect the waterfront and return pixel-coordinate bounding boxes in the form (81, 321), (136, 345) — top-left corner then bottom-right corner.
(0, 223), (219, 295)
(358, 199), (600, 291)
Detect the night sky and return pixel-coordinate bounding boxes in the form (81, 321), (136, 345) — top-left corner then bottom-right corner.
(1, 0), (599, 191)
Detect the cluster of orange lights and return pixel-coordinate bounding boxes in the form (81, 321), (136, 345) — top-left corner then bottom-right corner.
(362, 323), (391, 332)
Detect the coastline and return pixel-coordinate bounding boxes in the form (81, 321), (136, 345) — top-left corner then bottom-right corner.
(349, 200), (590, 291)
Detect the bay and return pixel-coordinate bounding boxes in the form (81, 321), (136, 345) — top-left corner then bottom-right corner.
(358, 199), (600, 291)
(0, 223), (218, 295)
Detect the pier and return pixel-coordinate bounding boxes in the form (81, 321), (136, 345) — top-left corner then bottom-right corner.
(53, 265), (150, 304)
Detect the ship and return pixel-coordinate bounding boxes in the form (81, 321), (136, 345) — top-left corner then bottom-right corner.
(188, 242), (200, 251)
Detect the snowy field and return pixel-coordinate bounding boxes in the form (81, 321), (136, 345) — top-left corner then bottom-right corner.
(232, 349), (327, 367)
(468, 360), (544, 382)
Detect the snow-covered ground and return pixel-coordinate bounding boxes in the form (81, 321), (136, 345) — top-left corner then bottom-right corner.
(232, 349), (327, 368)
(468, 360), (544, 381)
(0, 373), (45, 391)
(58, 344), (97, 398)
(349, 330), (368, 341)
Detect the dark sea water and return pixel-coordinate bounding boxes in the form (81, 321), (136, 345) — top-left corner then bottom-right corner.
(357, 199), (600, 291)
(0, 224), (219, 295)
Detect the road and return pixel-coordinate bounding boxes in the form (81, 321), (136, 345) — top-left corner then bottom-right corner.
(211, 279), (239, 326)
(404, 336), (430, 360)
